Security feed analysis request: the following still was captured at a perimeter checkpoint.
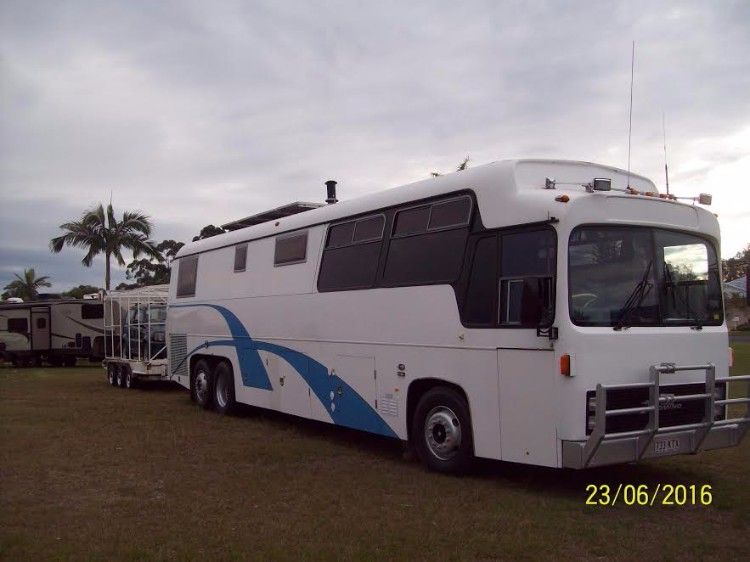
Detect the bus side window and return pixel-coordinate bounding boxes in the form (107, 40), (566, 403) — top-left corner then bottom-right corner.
(498, 229), (556, 327)
(176, 255), (199, 298)
(463, 236), (498, 325)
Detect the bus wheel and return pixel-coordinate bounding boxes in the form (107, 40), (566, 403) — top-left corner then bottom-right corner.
(192, 359), (214, 409)
(213, 361), (236, 415)
(107, 364), (118, 386)
(411, 387), (474, 474)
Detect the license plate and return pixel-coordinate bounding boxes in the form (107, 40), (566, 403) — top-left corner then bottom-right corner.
(653, 438), (680, 454)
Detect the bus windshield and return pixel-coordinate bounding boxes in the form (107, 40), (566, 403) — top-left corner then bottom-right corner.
(569, 226), (723, 327)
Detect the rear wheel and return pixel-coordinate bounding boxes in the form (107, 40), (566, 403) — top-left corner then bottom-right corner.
(213, 361), (236, 415)
(116, 364), (126, 387)
(124, 367), (134, 389)
(192, 359), (214, 409)
(411, 386), (474, 474)
(107, 363), (118, 386)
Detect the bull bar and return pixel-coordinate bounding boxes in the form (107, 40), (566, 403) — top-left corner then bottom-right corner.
(562, 363), (750, 469)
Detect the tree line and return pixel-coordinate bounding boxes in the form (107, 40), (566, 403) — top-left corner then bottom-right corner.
(2, 201), (227, 300)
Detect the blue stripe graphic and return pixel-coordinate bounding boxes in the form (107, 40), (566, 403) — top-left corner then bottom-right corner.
(171, 304), (396, 438)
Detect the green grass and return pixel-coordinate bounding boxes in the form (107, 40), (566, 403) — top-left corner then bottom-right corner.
(0, 353), (748, 562)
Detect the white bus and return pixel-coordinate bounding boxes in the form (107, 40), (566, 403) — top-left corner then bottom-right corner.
(166, 159), (748, 473)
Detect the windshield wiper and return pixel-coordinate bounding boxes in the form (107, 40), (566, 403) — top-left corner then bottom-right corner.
(613, 260), (653, 330)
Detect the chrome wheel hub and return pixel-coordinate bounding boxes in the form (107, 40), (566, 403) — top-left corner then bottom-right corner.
(424, 406), (462, 460)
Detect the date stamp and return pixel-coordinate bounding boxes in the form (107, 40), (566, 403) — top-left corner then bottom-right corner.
(585, 484), (713, 506)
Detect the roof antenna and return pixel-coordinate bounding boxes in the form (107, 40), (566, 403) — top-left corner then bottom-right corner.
(626, 40), (635, 189)
(662, 112), (670, 195)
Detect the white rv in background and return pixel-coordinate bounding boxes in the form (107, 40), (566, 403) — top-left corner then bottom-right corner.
(0, 300), (105, 367)
(162, 159), (747, 472)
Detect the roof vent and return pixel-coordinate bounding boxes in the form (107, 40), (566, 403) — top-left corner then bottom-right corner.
(325, 180), (338, 204)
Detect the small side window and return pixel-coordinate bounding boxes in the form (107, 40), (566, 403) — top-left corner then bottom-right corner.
(8, 318), (28, 333)
(81, 304), (103, 319)
(176, 255), (199, 297)
(274, 231), (308, 266)
(353, 215), (385, 243)
(36, 317), (47, 329)
(428, 196), (471, 230)
(234, 244), (248, 272)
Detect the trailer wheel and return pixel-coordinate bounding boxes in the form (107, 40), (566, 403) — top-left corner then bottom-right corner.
(124, 367), (135, 389)
(116, 364), (126, 387)
(411, 386), (474, 474)
(107, 363), (118, 386)
(191, 359), (214, 409)
(213, 361), (236, 415)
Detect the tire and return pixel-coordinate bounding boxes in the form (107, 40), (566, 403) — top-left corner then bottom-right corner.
(116, 364), (126, 387)
(213, 361), (236, 415)
(411, 386), (474, 474)
(124, 367), (134, 389)
(107, 363), (118, 386)
(191, 359), (214, 409)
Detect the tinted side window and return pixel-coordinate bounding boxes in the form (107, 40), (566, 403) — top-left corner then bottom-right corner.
(81, 304), (104, 319)
(274, 231), (308, 265)
(383, 229), (468, 286)
(234, 244), (248, 272)
(8, 318), (28, 333)
(318, 242), (382, 291)
(353, 215), (385, 243)
(393, 206), (430, 236)
(428, 196), (471, 230)
(498, 229), (556, 327)
(327, 222), (355, 248)
(463, 236), (498, 325)
(176, 255), (199, 297)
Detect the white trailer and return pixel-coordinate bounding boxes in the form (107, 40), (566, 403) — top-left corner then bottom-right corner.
(165, 159), (748, 473)
(0, 299), (105, 367)
(103, 285), (169, 388)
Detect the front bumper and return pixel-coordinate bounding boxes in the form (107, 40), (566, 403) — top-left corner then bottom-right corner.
(562, 363), (749, 469)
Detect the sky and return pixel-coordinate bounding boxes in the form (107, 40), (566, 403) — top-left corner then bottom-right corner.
(1, 0), (749, 292)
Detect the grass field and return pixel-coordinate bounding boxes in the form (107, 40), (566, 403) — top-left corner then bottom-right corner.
(1, 347), (748, 561)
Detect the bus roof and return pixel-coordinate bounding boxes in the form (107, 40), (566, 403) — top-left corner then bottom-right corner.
(176, 159), (661, 259)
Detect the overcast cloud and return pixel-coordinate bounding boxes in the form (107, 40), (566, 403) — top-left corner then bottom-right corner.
(1, 0), (749, 291)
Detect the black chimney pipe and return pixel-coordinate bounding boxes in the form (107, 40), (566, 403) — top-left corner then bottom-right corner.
(325, 180), (338, 204)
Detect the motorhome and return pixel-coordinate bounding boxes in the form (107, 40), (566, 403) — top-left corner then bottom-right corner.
(0, 299), (105, 367)
(164, 159), (747, 472)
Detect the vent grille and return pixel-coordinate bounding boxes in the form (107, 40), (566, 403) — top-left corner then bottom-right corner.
(170, 333), (188, 378)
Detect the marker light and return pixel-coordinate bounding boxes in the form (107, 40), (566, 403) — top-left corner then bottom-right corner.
(560, 354), (571, 376)
(555, 194), (569, 203)
(698, 193), (712, 205)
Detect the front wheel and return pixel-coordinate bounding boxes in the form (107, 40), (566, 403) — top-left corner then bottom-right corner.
(191, 359), (214, 409)
(411, 387), (474, 474)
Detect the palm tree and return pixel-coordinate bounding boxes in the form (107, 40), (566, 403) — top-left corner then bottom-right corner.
(3, 268), (52, 301)
(50, 203), (163, 291)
